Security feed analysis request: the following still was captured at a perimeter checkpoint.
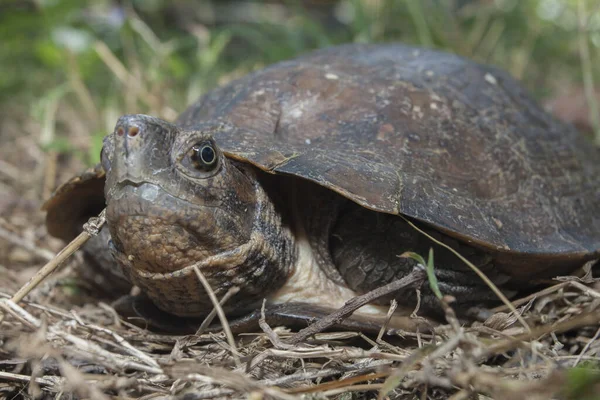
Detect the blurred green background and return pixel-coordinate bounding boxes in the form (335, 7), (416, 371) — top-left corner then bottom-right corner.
(1, 0), (599, 169)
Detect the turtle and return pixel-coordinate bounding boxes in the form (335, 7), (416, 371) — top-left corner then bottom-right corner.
(44, 43), (600, 332)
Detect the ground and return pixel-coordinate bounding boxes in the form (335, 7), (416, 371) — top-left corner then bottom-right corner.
(0, 1), (599, 399)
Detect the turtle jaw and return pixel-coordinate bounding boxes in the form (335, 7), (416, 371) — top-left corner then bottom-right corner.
(106, 182), (236, 274)
(105, 181), (260, 316)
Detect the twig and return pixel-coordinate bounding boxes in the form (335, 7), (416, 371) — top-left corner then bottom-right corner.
(490, 282), (569, 313)
(286, 371), (389, 394)
(192, 265), (241, 367)
(262, 360), (394, 388)
(573, 325), (600, 367)
(58, 359), (111, 400)
(78, 321), (160, 369)
(0, 371), (63, 389)
(195, 286), (240, 336)
(0, 299), (163, 374)
(259, 299), (294, 350)
(484, 309), (600, 357)
(10, 209), (106, 304)
(568, 280), (600, 299)
(287, 266), (426, 344)
(168, 363), (299, 400)
(321, 383), (385, 396)
(248, 345), (407, 373)
(448, 367), (566, 400)
(377, 299), (398, 342)
(377, 343), (438, 400)
(177, 388), (236, 399)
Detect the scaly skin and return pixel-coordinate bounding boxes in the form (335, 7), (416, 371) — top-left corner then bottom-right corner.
(102, 115), (296, 317)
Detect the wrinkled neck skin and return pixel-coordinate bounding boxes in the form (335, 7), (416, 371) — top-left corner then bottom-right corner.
(103, 115), (296, 317)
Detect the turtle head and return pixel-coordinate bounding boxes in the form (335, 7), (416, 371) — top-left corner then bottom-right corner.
(102, 115), (292, 317)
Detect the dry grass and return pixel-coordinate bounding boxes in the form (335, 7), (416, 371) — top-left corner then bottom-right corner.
(0, 271), (599, 399)
(1, 1), (600, 398)
(0, 188), (599, 398)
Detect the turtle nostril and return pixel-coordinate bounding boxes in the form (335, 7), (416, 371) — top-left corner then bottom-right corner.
(128, 126), (140, 137)
(117, 127), (125, 136)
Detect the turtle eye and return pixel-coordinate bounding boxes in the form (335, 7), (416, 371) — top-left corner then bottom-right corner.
(190, 141), (218, 171)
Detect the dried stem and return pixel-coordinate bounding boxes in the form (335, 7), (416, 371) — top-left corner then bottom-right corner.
(0, 210), (106, 325)
(192, 264), (242, 367)
(11, 209), (106, 304)
(287, 266), (426, 344)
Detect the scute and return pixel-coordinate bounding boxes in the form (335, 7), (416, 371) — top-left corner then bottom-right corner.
(177, 43), (600, 257)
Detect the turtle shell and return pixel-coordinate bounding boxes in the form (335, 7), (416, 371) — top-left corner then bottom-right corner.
(174, 43), (600, 261)
(45, 44), (600, 265)
(44, 163), (105, 242)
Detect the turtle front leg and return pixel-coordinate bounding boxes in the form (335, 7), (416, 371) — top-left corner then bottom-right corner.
(326, 202), (511, 316)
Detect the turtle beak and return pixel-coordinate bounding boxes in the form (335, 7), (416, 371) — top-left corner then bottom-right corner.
(105, 114), (177, 197)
